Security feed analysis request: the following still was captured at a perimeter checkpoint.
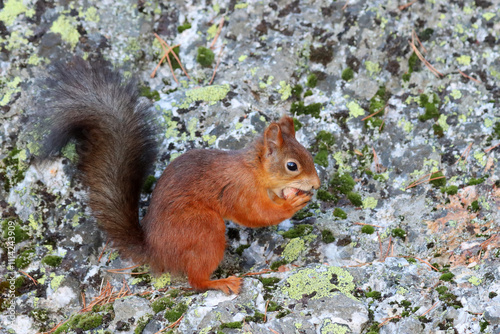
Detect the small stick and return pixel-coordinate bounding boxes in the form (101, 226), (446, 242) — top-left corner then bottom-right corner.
(421, 301), (440, 316)
(243, 269), (274, 276)
(342, 1), (349, 10)
(383, 237), (392, 261)
(209, 44), (226, 85)
(408, 38), (443, 78)
(153, 34), (178, 83)
(485, 142), (500, 153)
(264, 299), (270, 322)
(379, 315), (402, 327)
(458, 70), (481, 84)
(210, 17), (225, 49)
(270, 329), (280, 334)
(167, 315), (184, 329)
(398, 0), (417, 11)
(154, 34), (191, 80)
(82, 291), (86, 309)
(98, 240), (109, 262)
(401, 256), (439, 271)
(19, 270), (38, 285)
(354, 149), (363, 156)
(413, 29), (427, 54)
(361, 104), (387, 121)
(455, 142), (473, 165)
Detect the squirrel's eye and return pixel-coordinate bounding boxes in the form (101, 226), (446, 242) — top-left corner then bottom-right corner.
(286, 161), (298, 171)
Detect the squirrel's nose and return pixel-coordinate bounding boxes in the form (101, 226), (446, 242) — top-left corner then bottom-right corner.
(311, 175), (321, 190)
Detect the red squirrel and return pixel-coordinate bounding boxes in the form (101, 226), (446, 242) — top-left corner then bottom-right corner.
(36, 58), (320, 294)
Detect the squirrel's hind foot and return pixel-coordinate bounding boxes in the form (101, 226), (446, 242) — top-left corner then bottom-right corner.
(190, 276), (242, 295)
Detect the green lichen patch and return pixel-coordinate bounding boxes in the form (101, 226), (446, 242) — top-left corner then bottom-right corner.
(433, 124), (444, 138)
(361, 225), (375, 234)
(440, 185), (458, 195)
(1, 146), (28, 192)
(15, 248), (35, 269)
(290, 101), (322, 118)
(317, 189), (337, 202)
(282, 265), (356, 300)
(282, 224), (313, 238)
(139, 85), (160, 101)
(439, 272), (454, 282)
(282, 238), (306, 262)
(291, 84), (303, 98)
(419, 28), (434, 41)
(293, 117), (303, 131)
(306, 73), (318, 88)
(42, 255), (63, 267)
(54, 312), (103, 333)
(142, 175), (157, 193)
(429, 171), (446, 187)
(177, 20), (191, 33)
(164, 302), (188, 322)
(467, 176), (488, 186)
(436, 285), (463, 309)
(314, 149), (329, 167)
(403, 51), (421, 82)
(50, 15), (80, 48)
(220, 321), (243, 329)
(0, 0), (35, 26)
(365, 289), (382, 300)
(319, 172), (362, 206)
(493, 121), (500, 139)
(235, 244), (250, 256)
(347, 192), (363, 207)
(418, 93), (441, 121)
(366, 86), (390, 130)
(321, 230), (335, 243)
(468, 200), (480, 212)
(313, 130), (335, 167)
(245, 310), (266, 323)
(329, 172), (355, 194)
(391, 228), (406, 239)
(135, 313), (153, 334)
(341, 67), (354, 81)
(151, 296), (175, 313)
(292, 208), (314, 220)
(179, 84), (230, 108)
(197, 47), (215, 67)
(333, 208), (347, 219)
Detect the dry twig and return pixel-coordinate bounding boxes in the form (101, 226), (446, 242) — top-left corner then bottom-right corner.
(485, 142), (500, 153)
(455, 143), (473, 165)
(209, 44), (226, 85)
(210, 17), (225, 49)
(459, 70), (481, 84)
(398, 0), (417, 11)
(421, 301), (440, 316)
(409, 31), (443, 78)
(19, 270), (38, 285)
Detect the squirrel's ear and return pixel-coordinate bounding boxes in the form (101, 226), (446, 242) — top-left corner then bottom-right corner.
(277, 116), (295, 137)
(264, 123), (283, 155)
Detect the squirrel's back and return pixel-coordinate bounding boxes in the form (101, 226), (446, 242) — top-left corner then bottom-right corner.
(36, 58), (158, 262)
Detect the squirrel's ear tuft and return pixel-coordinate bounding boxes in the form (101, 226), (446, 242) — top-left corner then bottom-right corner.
(277, 116), (295, 137)
(264, 123), (283, 155)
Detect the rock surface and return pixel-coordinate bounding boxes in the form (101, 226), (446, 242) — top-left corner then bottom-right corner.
(0, 0), (499, 333)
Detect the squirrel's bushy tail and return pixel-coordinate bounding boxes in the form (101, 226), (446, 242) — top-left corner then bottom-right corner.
(37, 57), (157, 263)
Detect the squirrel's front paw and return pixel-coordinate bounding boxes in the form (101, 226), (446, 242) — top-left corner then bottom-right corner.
(287, 192), (312, 211)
